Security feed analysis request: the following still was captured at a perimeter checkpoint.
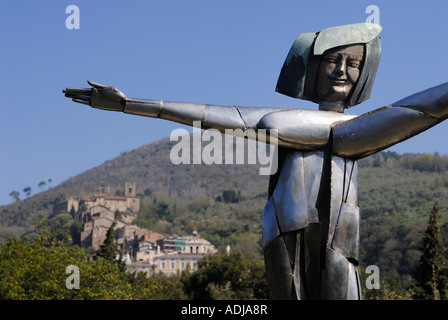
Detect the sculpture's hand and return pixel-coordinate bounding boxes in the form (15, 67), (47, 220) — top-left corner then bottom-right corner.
(63, 81), (126, 111)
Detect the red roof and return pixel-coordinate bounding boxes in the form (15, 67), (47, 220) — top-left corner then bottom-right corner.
(143, 232), (165, 242)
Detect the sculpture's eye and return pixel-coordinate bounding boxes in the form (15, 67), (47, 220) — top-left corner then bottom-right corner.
(326, 57), (336, 63)
(348, 61), (360, 68)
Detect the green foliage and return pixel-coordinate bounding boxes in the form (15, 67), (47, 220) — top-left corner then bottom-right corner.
(96, 222), (129, 274)
(0, 217), (268, 300)
(183, 253), (268, 300)
(0, 219), (162, 300)
(3, 138), (448, 299)
(149, 272), (189, 300)
(412, 202), (448, 300)
(97, 222), (117, 262)
(215, 189), (243, 203)
(9, 191), (20, 202)
(69, 219), (82, 246)
(23, 187), (32, 198)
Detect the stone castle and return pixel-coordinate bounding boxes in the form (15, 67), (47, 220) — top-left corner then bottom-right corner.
(52, 182), (217, 276)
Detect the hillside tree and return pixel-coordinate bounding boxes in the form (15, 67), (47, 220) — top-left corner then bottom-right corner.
(96, 222), (126, 273)
(97, 222), (117, 262)
(23, 186), (32, 198)
(38, 181), (46, 191)
(183, 252), (268, 300)
(9, 190), (20, 202)
(0, 217), (162, 300)
(412, 201), (448, 299)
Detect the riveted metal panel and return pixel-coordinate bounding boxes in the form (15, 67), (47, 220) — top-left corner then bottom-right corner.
(333, 106), (437, 159)
(321, 249), (349, 300)
(331, 203), (360, 260)
(124, 99), (163, 118)
(203, 105), (246, 131)
(262, 197), (280, 250)
(304, 223), (322, 299)
(392, 82), (448, 119)
(345, 161), (359, 206)
(259, 109), (356, 149)
(314, 23), (382, 55)
(327, 156), (345, 246)
(272, 152), (309, 233)
(237, 106), (285, 129)
(263, 236), (294, 300)
(159, 101), (206, 126)
(342, 159), (353, 202)
(276, 32), (317, 99)
(283, 231), (304, 299)
(303, 151), (324, 223)
(346, 263), (362, 300)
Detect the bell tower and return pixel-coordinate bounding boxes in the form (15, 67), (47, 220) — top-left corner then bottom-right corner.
(125, 182), (136, 197)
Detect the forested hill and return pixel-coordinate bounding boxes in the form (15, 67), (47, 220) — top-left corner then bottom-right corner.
(2, 136), (448, 292)
(0, 136), (267, 241)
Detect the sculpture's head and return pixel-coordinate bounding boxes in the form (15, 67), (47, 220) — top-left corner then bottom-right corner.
(276, 23), (381, 110)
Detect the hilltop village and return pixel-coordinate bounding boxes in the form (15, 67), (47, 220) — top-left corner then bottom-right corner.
(51, 182), (217, 276)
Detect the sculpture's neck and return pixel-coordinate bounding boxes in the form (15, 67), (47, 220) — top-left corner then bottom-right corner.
(319, 101), (346, 113)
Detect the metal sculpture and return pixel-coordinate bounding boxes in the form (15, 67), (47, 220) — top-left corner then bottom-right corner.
(63, 22), (448, 299)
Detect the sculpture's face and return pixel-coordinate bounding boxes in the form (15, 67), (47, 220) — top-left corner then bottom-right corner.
(316, 44), (364, 104)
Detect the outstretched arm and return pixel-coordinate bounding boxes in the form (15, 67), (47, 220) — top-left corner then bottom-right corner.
(63, 81), (283, 132)
(64, 81), (367, 150)
(332, 82), (448, 159)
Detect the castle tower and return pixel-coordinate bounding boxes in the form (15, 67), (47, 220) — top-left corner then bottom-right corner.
(125, 182), (136, 197)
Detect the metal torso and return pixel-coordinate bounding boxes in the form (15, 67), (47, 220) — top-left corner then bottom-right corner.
(262, 148), (361, 299)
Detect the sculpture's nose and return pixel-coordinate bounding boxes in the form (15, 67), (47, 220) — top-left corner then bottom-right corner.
(335, 69), (344, 77)
(334, 60), (346, 77)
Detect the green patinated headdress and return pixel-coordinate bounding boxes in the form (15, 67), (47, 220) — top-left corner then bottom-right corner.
(276, 22), (382, 108)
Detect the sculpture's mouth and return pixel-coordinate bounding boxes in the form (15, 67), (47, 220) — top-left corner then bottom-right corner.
(329, 78), (347, 86)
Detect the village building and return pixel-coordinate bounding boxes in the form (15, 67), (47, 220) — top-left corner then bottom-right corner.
(128, 231), (217, 276)
(155, 253), (204, 275)
(133, 231), (165, 262)
(51, 182), (217, 274)
(51, 197), (79, 216)
(161, 232), (217, 255)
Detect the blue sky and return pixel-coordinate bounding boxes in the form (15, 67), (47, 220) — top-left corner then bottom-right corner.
(1, 0), (448, 206)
